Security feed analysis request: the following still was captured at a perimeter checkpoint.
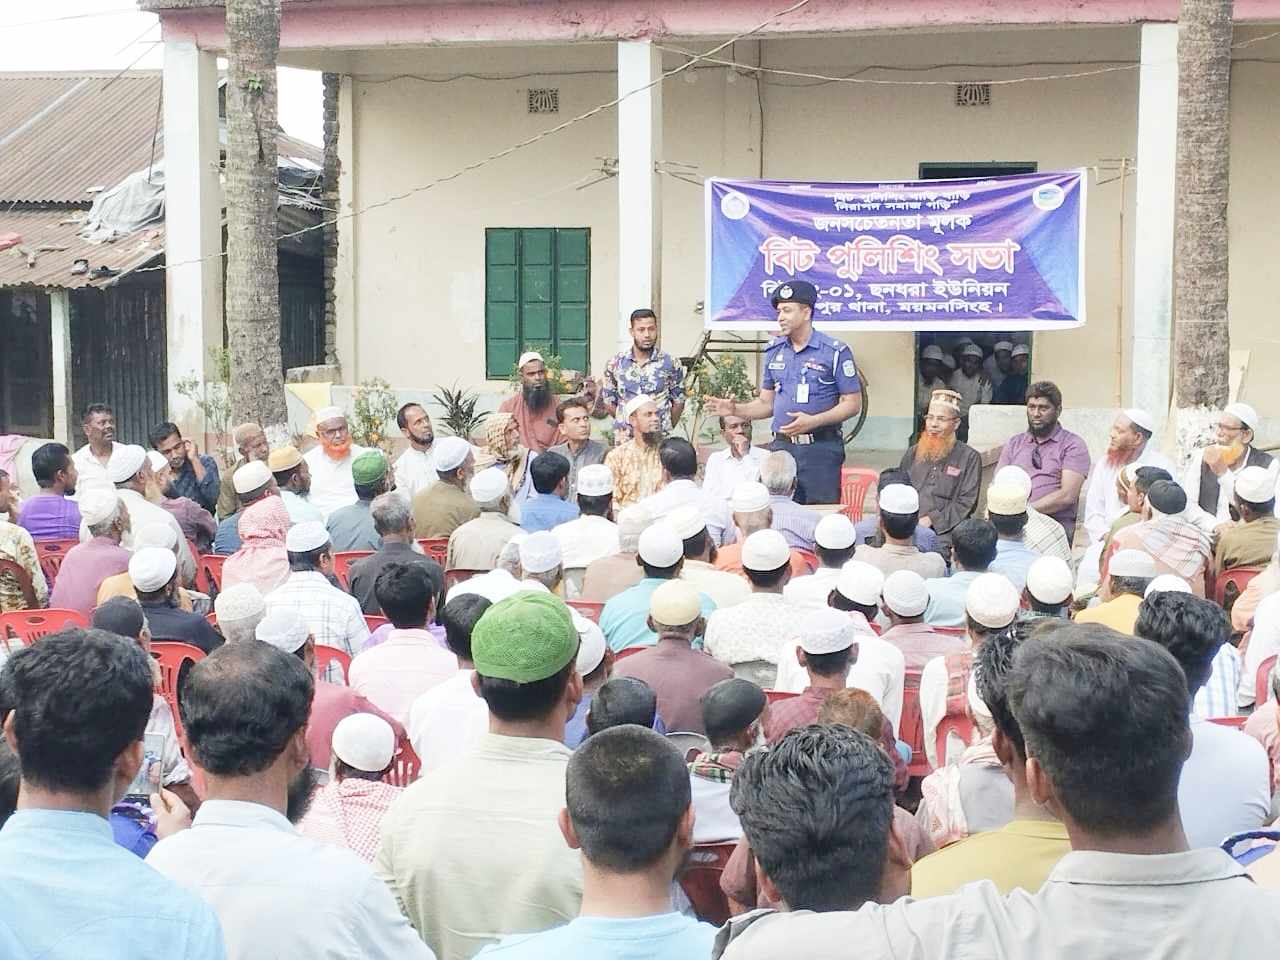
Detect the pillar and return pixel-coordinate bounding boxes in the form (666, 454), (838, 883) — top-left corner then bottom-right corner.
(616, 40), (663, 347)
(1131, 23), (1178, 423)
(49, 289), (72, 444)
(162, 40), (223, 438)
(335, 74), (358, 382)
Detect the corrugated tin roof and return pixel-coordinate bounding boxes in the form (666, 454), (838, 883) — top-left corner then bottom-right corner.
(0, 209), (165, 290)
(0, 72), (165, 206)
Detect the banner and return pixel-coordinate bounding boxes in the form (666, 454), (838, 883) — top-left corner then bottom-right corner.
(704, 170), (1085, 331)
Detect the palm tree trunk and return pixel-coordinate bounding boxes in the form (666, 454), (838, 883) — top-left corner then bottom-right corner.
(1172, 0), (1233, 463)
(225, 0), (288, 440)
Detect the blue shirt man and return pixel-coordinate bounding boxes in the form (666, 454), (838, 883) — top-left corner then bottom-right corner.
(854, 516), (941, 554)
(520, 493), (580, 534)
(922, 569), (983, 628)
(169, 454), (221, 515)
(214, 512), (241, 554)
(989, 537), (1040, 592)
(600, 577), (716, 652)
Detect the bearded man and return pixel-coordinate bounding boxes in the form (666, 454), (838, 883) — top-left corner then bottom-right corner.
(1081, 409), (1173, 547)
(1181, 401), (1279, 535)
(499, 351), (563, 454)
(604, 395), (665, 509)
(302, 406), (370, 521)
(900, 390), (982, 548)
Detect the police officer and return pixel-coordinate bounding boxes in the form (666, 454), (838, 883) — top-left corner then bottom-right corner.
(706, 280), (861, 504)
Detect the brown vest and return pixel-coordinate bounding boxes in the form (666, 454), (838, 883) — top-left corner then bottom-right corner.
(1199, 446), (1274, 515)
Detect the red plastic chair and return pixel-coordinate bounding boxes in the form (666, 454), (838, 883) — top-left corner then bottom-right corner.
(34, 538), (78, 587)
(1258, 654), (1278, 707)
(900, 668), (931, 777)
(151, 641), (206, 741)
(205, 612), (218, 627)
(1215, 566), (1264, 610)
(315, 644), (353, 685)
(0, 608), (88, 646)
(383, 740), (422, 787)
(332, 551), (373, 589)
(417, 538), (449, 566)
(364, 614), (389, 633)
(679, 842), (738, 926)
(444, 568), (484, 591)
(567, 599), (604, 623)
(839, 467), (878, 522)
(196, 555), (226, 598)
(1208, 716), (1249, 729)
(793, 549), (820, 575)
(0, 558), (38, 611)
(935, 713), (977, 767)
(764, 689), (799, 704)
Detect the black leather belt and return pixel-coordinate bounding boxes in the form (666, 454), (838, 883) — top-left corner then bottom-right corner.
(773, 428), (841, 446)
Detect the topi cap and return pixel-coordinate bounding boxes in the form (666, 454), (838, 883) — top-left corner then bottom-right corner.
(471, 591), (579, 683)
(986, 483), (1030, 516)
(961, 343), (984, 359)
(79, 488), (119, 526)
(256, 607), (310, 653)
(233, 460), (272, 495)
(517, 350), (544, 370)
(433, 436), (471, 473)
(617, 505), (653, 540)
(574, 613), (607, 675)
(315, 406), (345, 425)
(519, 530), (562, 574)
(351, 451), (388, 485)
(286, 520), (330, 553)
(814, 513), (856, 550)
(1236, 465), (1276, 505)
(1110, 549), (1158, 579)
(836, 561), (885, 607)
(576, 464), (614, 498)
(214, 582), (266, 626)
(650, 580), (702, 627)
(1025, 556), (1073, 605)
(928, 389), (962, 416)
(730, 481), (770, 513)
(468, 467), (509, 503)
(268, 446), (303, 472)
(882, 569), (928, 617)
(921, 345), (944, 362)
(146, 450), (167, 473)
(134, 522), (177, 551)
(129, 547), (177, 593)
(993, 465), (1032, 497)
(1122, 408), (1156, 434)
(1011, 344), (1030, 358)
(331, 713), (396, 773)
(108, 444), (148, 484)
(879, 484), (919, 515)
(1146, 480), (1187, 516)
(993, 340), (1014, 353)
(798, 607), (856, 655)
(1224, 402), (1260, 431)
(742, 529), (790, 572)
(638, 525), (683, 568)
(965, 573), (1021, 629)
(1145, 574), (1192, 598)
(663, 505), (706, 541)
(624, 394), (657, 420)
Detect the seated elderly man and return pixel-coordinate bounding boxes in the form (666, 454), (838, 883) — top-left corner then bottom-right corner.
(48, 488), (129, 614)
(853, 484), (946, 579)
(900, 389), (982, 547)
(1081, 409), (1171, 548)
(1181, 401), (1279, 533)
(412, 436), (478, 540)
(759, 451), (820, 552)
(1106, 480), (1211, 598)
(447, 467), (520, 572)
(268, 445), (323, 525)
(303, 406), (371, 520)
(213, 582), (267, 642)
(854, 471), (942, 555)
(715, 482), (812, 579)
(348, 493), (444, 615)
(100, 443), (194, 585)
(579, 504), (651, 603)
(703, 415), (767, 499)
(326, 451), (394, 552)
(1214, 464), (1280, 575)
(518, 531), (566, 595)
(1075, 549), (1156, 635)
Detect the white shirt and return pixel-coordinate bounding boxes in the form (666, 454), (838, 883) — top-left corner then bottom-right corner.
(773, 614), (905, 735)
(302, 444), (370, 520)
(1179, 717), (1271, 848)
(264, 571), (369, 660)
(1182, 448), (1280, 533)
(71, 441), (120, 493)
(1240, 591), (1280, 707)
(147, 799), (434, 960)
(690, 775), (742, 844)
(681, 560), (751, 610)
(782, 567), (842, 608)
(705, 593), (806, 667)
(636, 479), (735, 546)
(279, 489), (323, 525)
(349, 628), (459, 726)
(407, 669), (489, 771)
(920, 645), (971, 769)
(82, 488), (195, 586)
(395, 447), (437, 504)
(552, 514), (620, 570)
(702, 446), (767, 500)
(1083, 445), (1174, 544)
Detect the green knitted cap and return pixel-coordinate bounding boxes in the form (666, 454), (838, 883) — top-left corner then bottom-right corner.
(471, 591), (579, 683)
(351, 451), (388, 485)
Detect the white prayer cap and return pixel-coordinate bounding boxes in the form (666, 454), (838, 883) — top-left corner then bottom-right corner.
(835, 561), (885, 607)
(967, 673), (992, 721)
(577, 464), (614, 498)
(961, 343), (984, 359)
(993, 465), (1033, 496)
(1122, 408), (1156, 434)
(255, 607), (310, 653)
(617, 505), (654, 539)
(315, 405), (346, 424)
(1011, 344), (1030, 358)
(798, 607), (856, 655)
(574, 613), (608, 675)
(664, 505), (706, 540)
(134, 522), (178, 550)
(519, 531), (562, 574)
(638, 525), (683, 568)
(107, 444), (148, 484)
(450, 569), (523, 604)
(468, 467), (509, 503)
(1109, 549), (1158, 579)
(433, 436), (471, 473)
(731, 481), (770, 513)
(1236, 465), (1275, 504)
(650, 580), (702, 627)
(964, 573), (1020, 629)
(815, 514), (856, 550)
(1145, 574), (1192, 598)
(624, 394), (657, 420)
(986, 483), (1030, 516)
(879, 484), (919, 515)
(1224, 401), (1260, 431)
(214, 582), (266, 625)
(285, 520), (330, 553)
(233, 460), (272, 495)
(921, 345), (944, 362)
(742, 529), (790, 572)
(128, 547), (177, 593)
(1026, 556), (1073, 605)
(146, 450), (168, 473)
(80, 488), (119, 526)
(331, 713), (396, 773)
(517, 350), (544, 370)
(993, 340), (1014, 353)
(882, 569), (928, 617)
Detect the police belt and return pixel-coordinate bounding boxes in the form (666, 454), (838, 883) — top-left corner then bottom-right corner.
(773, 427), (842, 446)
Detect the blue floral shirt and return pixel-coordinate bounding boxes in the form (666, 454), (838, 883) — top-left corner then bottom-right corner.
(602, 349), (686, 433)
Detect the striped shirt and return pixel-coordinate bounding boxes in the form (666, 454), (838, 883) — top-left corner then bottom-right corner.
(1194, 643), (1242, 720)
(767, 495), (820, 552)
(1022, 507), (1072, 563)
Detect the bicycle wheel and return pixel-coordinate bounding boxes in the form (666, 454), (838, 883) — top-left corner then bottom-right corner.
(843, 367), (870, 445)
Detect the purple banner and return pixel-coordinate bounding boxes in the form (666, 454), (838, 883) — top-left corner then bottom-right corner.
(704, 170), (1086, 331)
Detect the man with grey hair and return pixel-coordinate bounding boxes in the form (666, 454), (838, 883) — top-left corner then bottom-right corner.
(760, 451), (820, 552)
(216, 422), (271, 520)
(447, 467), (520, 572)
(580, 505), (653, 602)
(348, 493), (444, 616)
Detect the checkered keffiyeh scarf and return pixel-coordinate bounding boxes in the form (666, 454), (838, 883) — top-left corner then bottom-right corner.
(1131, 517), (1212, 580)
(688, 750), (744, 784)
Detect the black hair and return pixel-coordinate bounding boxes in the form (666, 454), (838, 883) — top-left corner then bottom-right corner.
(1134, 592), (1230, 696)
(440, 593), (491, 661)
(1006, 624), (1191, 837)
(731, 725), (894, 911)
(990, 511), (1029, 537)
(354, 478), (386, 501)
(82, 403), (113, 422)
(335, 758), (391, 782)
(373, 562), (433, 629)
(1133, 466), (1172, 496)
(288, 544), (331, 572)
(1109, 575), (1152, 599)
(180, 640), (315, 776)
(702, 678), (767, 745)
(395, 402), (425, 431)
(629, 308), (657, 323)
(530, 452), (571, 495)
(0, 740), (18, 827)
(556, 397), (591, 424)
(273, 465), (302, 487)
(147, 421), (181, 449)
(881, 510), (918, 540)
(965, 615), (1012, 642)
(30, 443), (72, 488)
(1025, 381), (1062, 410)
(681, 529), (710, 560)
(566, 725), (690, 872)
(578, 492), (612, 517)
(951, 519), (998, 571)
(477, 659), (575, 722)
(745, 563), (789, 589)
(876, 469), (911, 492)
(975, 620), (1030, 757)
(802, 646), (854, 678)
(90, 596), (146, 641)
(3, 628), (152, 793)
(829, 590), (879, 622)
(658, 438), (697, 480)
(816, 544), (856, 568)
(639, 558), (681, 580)
(586, 677), (658, 736)
(1026, 595), (1068, 617)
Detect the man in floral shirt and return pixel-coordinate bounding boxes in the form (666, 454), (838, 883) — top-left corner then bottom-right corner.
(599, 309), (686, 438)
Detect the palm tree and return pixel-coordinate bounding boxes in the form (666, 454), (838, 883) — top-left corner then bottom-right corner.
(225, 0), (289, 441)
(1172, 0), (1233, 460)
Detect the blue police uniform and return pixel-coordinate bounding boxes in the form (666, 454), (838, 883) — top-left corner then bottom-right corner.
(761, 281), (861, 504)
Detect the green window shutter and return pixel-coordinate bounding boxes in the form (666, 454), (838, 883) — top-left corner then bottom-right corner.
(485, 228), (519, 379)
(553, 228), (590, 373)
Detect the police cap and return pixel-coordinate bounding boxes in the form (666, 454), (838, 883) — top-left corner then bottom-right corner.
(770, 280), (818, 309)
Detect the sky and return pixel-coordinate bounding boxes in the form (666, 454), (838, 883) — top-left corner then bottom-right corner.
(0, 0), (323, 144)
